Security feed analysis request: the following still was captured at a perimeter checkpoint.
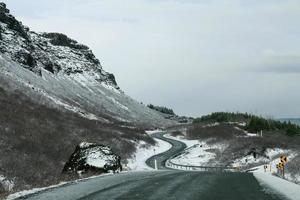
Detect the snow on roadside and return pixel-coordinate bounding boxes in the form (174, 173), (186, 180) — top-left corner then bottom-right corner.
(145, 129), (163, 135)
(254, 172), (300, 200)
(164, 134), (199, 148)
(7, 182), (69, 200)
(246, 150), (300, 200)
(164, 134), (227, 167)
(171, 143), (216, 166)
(6, 172), (118, 200)
(126, 138), (172, 171)
(7, 136), (171, 199)
(249, 151), (299, 181)
(232, 148), (293, 169)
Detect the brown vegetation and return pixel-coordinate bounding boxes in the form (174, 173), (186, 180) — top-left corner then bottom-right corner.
(0, 86), (154, 193)
(184, 123), (300, 173)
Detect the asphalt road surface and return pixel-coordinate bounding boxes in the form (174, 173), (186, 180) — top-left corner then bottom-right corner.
(145, 132), (186, 170)
(17, 132), (287, 200)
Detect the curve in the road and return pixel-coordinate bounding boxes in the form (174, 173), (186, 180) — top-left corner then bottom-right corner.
(145, 132), (187, 170)
(15, 132), (288, 200)
(19, 171), (286, 200)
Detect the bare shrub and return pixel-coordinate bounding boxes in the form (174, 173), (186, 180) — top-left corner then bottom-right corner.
(0, 86), (154, 194)
(170, 131), (183, 137)
(185, 123), (300, 169)
(286, 154), (300, 182)
(186, 123), (244, 141)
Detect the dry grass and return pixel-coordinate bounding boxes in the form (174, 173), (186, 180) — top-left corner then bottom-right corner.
(0, 86), (154, 194)
(186, 123), (244, 141)
(185, 123), (300, 174)
(170, 131), (184, 137)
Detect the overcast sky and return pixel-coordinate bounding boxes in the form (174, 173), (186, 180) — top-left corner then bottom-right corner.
(4, 0), (300, 118)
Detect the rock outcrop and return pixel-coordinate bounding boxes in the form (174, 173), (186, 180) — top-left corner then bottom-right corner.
(0, 2), (174, 127)
(63, 142), (122, 174)
(0, 2), (118, 89)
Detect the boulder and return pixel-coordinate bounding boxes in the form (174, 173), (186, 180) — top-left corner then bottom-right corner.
(63, 142), (122, 174)
(0, 175), (14, 192)
(0, 2), (9, 13)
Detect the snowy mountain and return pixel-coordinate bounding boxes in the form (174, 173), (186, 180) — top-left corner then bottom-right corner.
(0, 2), (173, 127)
(0, 2), (175, 195)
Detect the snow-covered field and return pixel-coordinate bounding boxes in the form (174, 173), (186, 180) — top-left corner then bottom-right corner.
(231, 148), (292, 168)
(126, 137), (172, 170)
(165, 134), (227, 167)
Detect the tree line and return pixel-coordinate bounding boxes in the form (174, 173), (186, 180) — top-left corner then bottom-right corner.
(193, 112), (300, 136)
(147, 104), (175, 115)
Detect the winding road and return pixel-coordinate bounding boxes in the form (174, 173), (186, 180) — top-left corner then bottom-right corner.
(145, 132), (186, 170)
(15, 132), (287, 200)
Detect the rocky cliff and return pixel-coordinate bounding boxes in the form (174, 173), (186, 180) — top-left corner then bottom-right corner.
(0, 2), (173, 127)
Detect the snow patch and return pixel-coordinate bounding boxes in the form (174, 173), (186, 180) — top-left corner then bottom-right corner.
(164, 134), (228, 167)
(107, 96), (129, 111)
(101, 82), (121, 94)
(145, 129), (163, 135)
(0, 175), (14, 192)
(254, 172), (300, 200)
(164, 134), (199, 148)
(202, 122), (220, 127)
(6, 172), (117, 200)
(79, 142), (94, 148)
(126, 139), (172, 171)
(232, 148), (292, 169)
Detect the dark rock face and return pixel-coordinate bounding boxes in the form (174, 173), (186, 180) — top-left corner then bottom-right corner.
(246, 147), (269, 159)
(0, 2), (119, 89)
(63, 142), (122, 174)
(42, 33), (89, 50)
(14, 50), (36, 68)
(0, 3), (9, 14)
(0, 3), (28, 39)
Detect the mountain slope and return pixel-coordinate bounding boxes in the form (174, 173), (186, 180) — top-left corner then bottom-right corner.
(0, 2), (174, 196)
(0, 2), (173, 127)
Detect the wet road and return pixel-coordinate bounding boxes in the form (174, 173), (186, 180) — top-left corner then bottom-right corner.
(18, 171), (285, 200)
(145, 132), (186, 170)
(17, 132), (286, 200)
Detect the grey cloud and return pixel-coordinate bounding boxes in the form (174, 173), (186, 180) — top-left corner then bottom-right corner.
(257, 54), (300, 73)
(3, 0), (300, 118)
(262, 64), (300, 73)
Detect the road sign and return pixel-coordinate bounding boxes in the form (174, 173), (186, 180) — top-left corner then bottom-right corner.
(280, 155), (287, 164)
(278, 162), (284, 170)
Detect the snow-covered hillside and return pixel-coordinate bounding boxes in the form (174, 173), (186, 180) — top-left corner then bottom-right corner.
(0, 3), (175, 196)
(0, 2), (173, 127)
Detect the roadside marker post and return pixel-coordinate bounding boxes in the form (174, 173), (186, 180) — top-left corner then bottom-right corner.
(154, 159), (158, 170)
